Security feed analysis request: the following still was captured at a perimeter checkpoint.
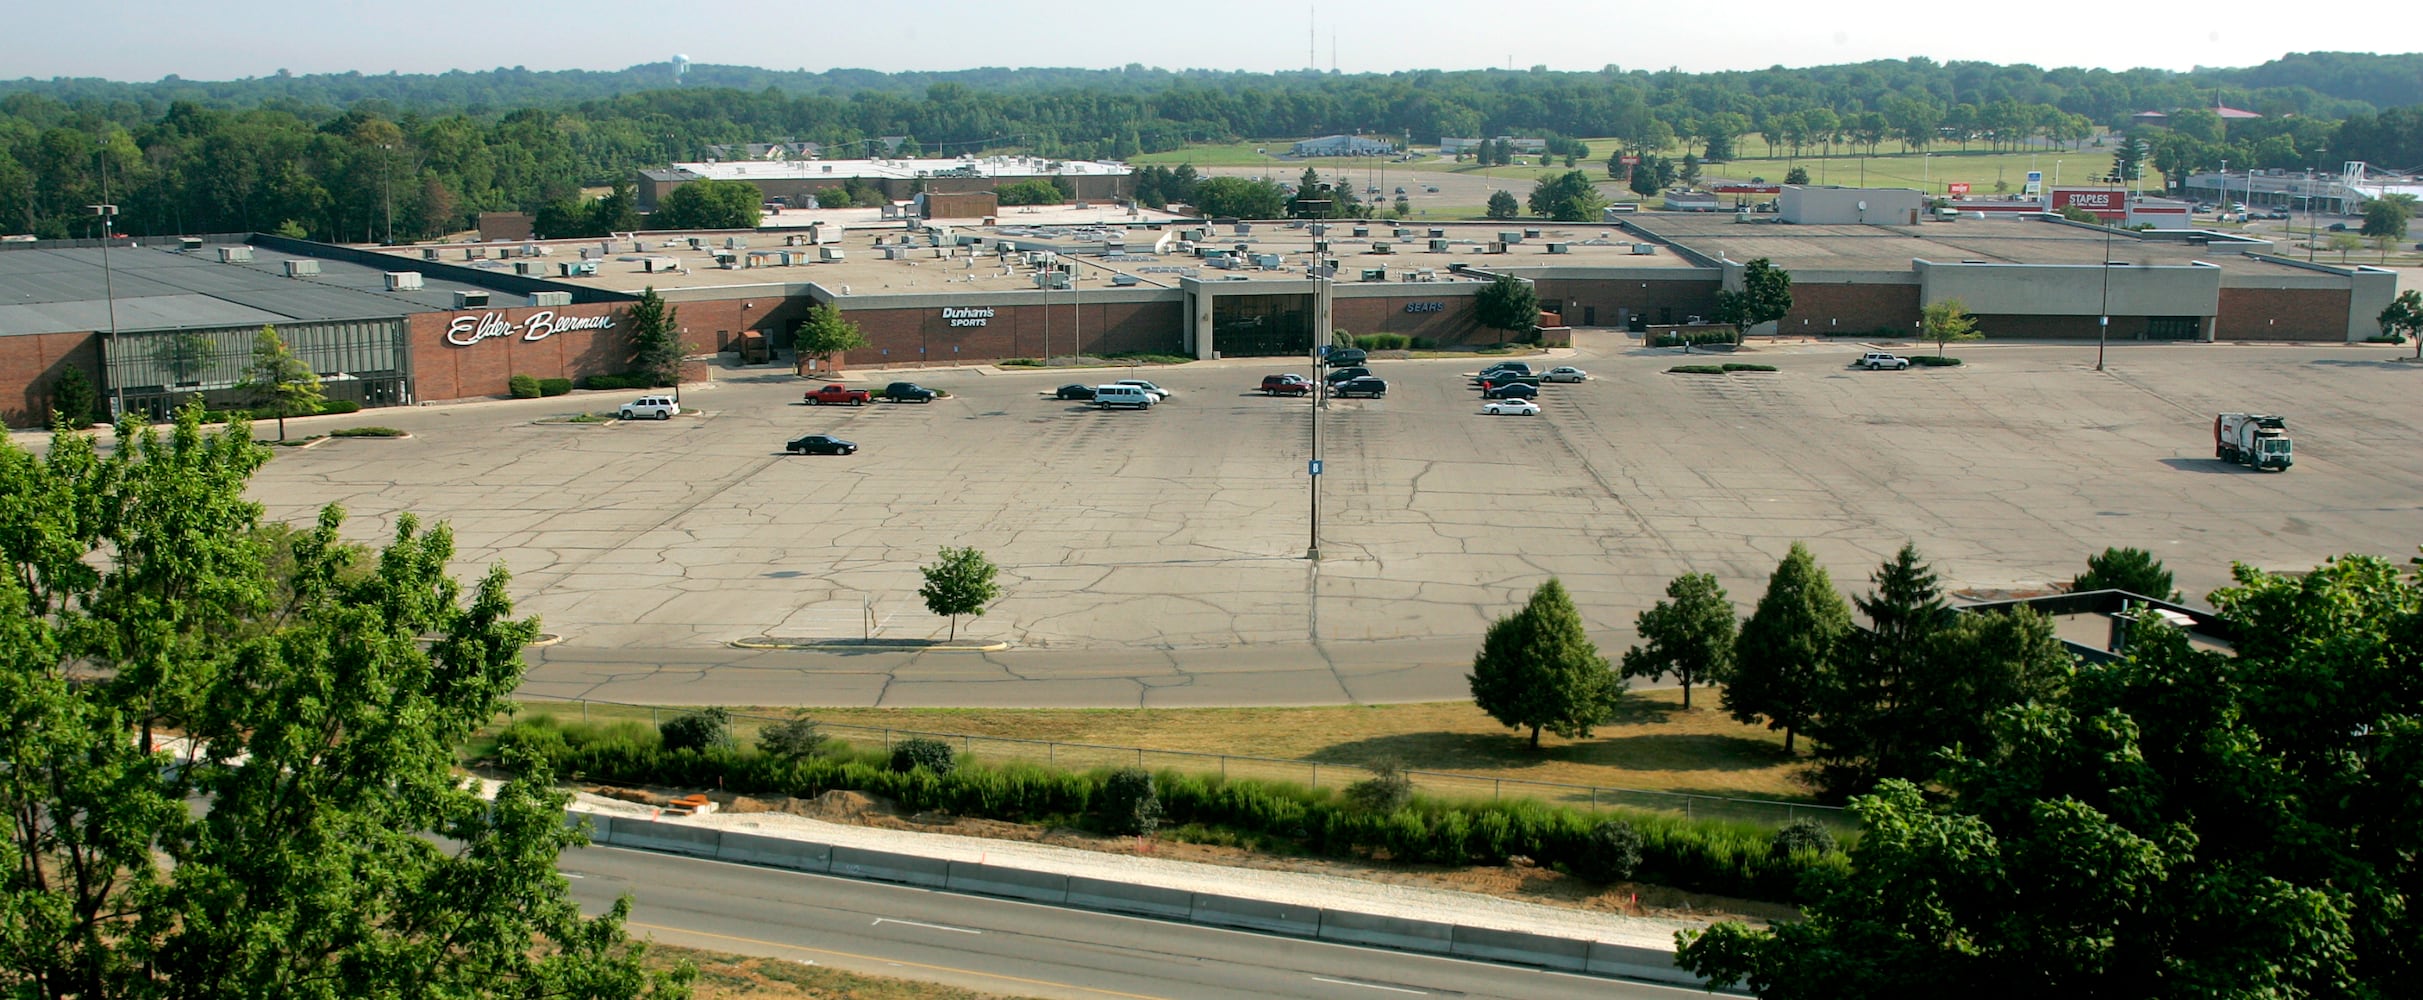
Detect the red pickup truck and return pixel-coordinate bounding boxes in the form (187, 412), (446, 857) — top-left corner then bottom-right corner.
(803, 383), (872, 406)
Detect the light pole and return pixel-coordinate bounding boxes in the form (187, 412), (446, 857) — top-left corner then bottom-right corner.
(380, 142), (395, 245)
(2218, 160), (2227, 218)
(89, 201), (121, 416)
(1306, 264), (1331, 562)
(2097, 172), (2116, 371)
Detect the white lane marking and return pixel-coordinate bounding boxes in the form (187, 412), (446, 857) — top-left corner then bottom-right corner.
(1311, 977), (1427, 995)
(563, 873), (586, 879)
(872, 917), (981, 935)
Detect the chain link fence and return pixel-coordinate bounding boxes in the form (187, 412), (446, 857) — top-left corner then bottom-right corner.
(522, 697), (1849, 831)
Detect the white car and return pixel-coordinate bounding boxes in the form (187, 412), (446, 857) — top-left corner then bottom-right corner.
(1482, 399), (1541, 416)
(1852, 352), (1911, 371)
(618, 395), (680, 420)
(1542, 366), (1591, 383)
(1114, 379), (1171, 401)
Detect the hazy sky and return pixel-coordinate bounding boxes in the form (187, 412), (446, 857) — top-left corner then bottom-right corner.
(11, 0), (2417, 82)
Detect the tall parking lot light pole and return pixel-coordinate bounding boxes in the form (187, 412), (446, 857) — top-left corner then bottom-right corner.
(2097, 172), (2117, 372)
(90, 201), (121, 416)
(1306, 267), (1331, 561)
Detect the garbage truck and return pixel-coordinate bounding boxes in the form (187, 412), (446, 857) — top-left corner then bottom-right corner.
(2214, 413), (2293, 471)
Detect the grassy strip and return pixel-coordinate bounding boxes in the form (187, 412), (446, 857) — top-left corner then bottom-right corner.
(652, 941), (1040, 999)
(1911, 356), (1964, 367)
(1669, 365), (1727, 375)
(495, 715), (1843, 903)
(329, 426), (406, 437)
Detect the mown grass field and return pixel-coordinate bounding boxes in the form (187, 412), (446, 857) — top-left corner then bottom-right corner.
(502, 687), (1815, 803)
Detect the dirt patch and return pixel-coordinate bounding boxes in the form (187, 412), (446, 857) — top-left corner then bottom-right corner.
(696, 786), (1793, 927)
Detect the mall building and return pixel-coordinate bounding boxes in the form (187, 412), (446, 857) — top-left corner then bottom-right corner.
(0, 186), (2400, 429)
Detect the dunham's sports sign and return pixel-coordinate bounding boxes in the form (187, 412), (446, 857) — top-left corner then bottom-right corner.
(444, 310), (618, 347)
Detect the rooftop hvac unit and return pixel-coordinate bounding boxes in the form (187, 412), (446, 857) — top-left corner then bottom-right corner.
(1484, 242), (1508, 254)
(421, 248), (441, 260)
(817, 247), (845, 261)
(178, 237), (204, 252)
(530, 291), (572, 307)
(1546, 243), (1569, 254)
(514, 261), (537, 276)
(1313, 240), (1330, 253)
(283, 259), (321, 277)
(1352, 226), (1369, 237)
(1498, 231), (1522, 244)
(1523, 228), (1542, 239)
(1361, 268), (1389, 281)
(1394, 228), (1414, 238)
(454, 290), (489, 308)
(724, 237), (744, 249)
(1111, 274), (1140, 286)
(1309, 223), (1328, 237)
(1370, 242), (1393, 254)
(384, 272), (424, 291)
(1428, 239), (1449, 252)
(1428, 228), (1446, 238)
(523, 244), (545, 257)
(687, 237), (706, 250)
(217, 246), (254, 263)
(1630, 244), (1658, 255)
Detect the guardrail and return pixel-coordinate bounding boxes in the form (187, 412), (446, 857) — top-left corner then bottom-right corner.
(521, 696), (1847, 831)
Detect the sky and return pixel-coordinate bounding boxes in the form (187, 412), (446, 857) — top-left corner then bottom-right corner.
(9, 0), (2419, 82)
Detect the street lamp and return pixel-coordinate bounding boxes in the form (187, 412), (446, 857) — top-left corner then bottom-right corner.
(89, 201), (121, 416)
(380, 142), (395, 245)
(2097, 172), (2117, 372)
(2218, 160), (2227, 218)
(1306, 261), (1333, 562)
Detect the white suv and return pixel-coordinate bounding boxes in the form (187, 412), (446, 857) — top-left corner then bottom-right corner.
(619, 395), (680, 420)
(1853, 352), (1911, 371)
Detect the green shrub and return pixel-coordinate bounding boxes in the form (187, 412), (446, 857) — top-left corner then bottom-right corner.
(1720, 363), (1777, 372)
(755, 715), (825, 760)
(998, 358), (1043, 367)
(579, 373), (652, 391)
(538, 377), (574, 396)
(1577, 820), (1645, 882)
(1769, 818), (1838, 859)
(1411, 337), (1436, 350)
(1097, 767), (1164, 835)
(1911, 355), (1963, 367)
(508, 374), (541, 398)
(1342, 760), (1414, 813)
(1099, 352), (1195, 366)
(890, 737), (957, 775)
(1650, 329), (1741, 348)
(320, 400), (361, 414)
(1353, 334), (1411, 351)
(2366, 333), (2405, 344)
(1668, 365), (1727, 374)
(329, 426), (405, 438)
(658, 708), (733, 753)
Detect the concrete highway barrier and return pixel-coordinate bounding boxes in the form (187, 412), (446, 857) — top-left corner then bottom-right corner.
(1316, 909), (1457, 954)
(718, 830), (833, 872)
(829, 845), (951, 888)
(1586, 941), (1699, 986)
(1190, 894), (1322, 937)
(946, 862), (1071, 904)
(605, 817), (722, 859)
(1065, 875), (1193, 920)
(1452, 925), (1592, 973)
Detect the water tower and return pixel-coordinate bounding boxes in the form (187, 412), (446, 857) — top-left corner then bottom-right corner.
(673, 54), (690, 85)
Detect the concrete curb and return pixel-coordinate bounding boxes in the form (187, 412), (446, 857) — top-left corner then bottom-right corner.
(727, 637), (1009, 652)
(571, 809), (1702, 987)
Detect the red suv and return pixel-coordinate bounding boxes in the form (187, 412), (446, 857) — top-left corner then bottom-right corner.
(1260, 373), (1313, 396)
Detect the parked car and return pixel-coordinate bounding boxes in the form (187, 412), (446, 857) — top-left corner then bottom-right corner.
(802, 383), (871, 406)
(1332, 376), (1389, 398)
(1054, 383), (1097, 400)
(1853, 351), (1911, 371)
(1481, 381), (1538, 400)
(1394, 186), (1407, 194)
(1114, 378), (1171, 401)
(1470, 361), (1534, 384)
(618, 395), (680, 420)
(1542, 366), (1591, 383)
(882, 381), (938, 403)
(1324, 366), (1372, 384)
(1325, 347), (1368, 367)
(2263, 208), (2292, 220)
(1261, 373), (1313, 396)
(1092, 384), (1157, 409)
(1482, 398), (1541, 416)
(2328, 222), (2351, 232)
(785, 434), (857, 455)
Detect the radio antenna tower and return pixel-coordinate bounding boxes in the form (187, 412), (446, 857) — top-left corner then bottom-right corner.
(1308, 4), (1316, 71)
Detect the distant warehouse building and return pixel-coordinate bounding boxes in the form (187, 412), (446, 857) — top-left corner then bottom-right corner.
(1291, 135), (1397, 157)
(638, 155), (1132, 212)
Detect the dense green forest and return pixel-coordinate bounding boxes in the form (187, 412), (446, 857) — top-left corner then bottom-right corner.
(2, 52), (2418, 242)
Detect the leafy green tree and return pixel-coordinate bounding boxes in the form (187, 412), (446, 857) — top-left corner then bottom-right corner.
(813, 186), (855, 209)
(1711, 258), (1793, 341)
(236, 324), (324, 441)
(1919, 296), (1983, 358)
(650, 178), (762, 229)
(1628, 155), (1668, 198)
(995, 178), (1065, 206)
(2329, 230), (2364, 262)
(1727, 542), (1848, 752)
(625, 287), (682, 388)
(1472, 274), (1539, 342)
(1467, 578), (1622, 749)
(1527, 170), (1606, 222)
(1619, 572), (1736, 709)
(755, 713), (825, 759)
(1485, 189), (1519, 220)
(2071, 546), (2180, 599)
(1683, 552), (2423, 999)
(2378, 288), (2423, 358)
(0, 405), (685, 999)
(1783, 166), (1810, 185)
(2361, 193), (2413, 238)
(792, 302), (869, 370)
(918, 546), (1001, 641)
(659, 707), (734, 753)
(1189, 177), (1286, 219)
(48, 365), (98, 430)
(1679, 152), (1702, 187)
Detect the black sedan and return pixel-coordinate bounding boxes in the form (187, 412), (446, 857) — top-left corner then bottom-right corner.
(786, 434), (857, 455)
(1481, 382), (1539, 400)
(1054, 383), (1097, 400)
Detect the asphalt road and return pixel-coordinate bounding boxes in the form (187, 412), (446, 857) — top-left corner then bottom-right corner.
(563, 843), (1711, 1000)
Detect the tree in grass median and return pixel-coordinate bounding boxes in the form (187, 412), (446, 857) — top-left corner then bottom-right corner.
(1485, 189), (1520, 220)
(236, 324), (323, 441)
(1919, 296), (1983, 358)
(1727, 542), (1849, 752)
(1619, 572), (1736, 710)
(1468, 578), (1623, 749)
(919, 546), (1002, 641)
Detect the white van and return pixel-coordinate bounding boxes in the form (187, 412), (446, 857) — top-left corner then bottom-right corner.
(1093, 384), (1156, 409)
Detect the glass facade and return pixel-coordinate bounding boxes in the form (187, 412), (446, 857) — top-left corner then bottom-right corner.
(1210, 293), (1313, 357)
(102, 318), (412, 420)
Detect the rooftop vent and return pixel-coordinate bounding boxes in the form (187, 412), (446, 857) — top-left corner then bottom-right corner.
(453, 290), (489, 308)
(530, 291), (572, 307)
(384, 272), (424, 291)
(282, 259), (321, 277)
(217, 246), (254, 263)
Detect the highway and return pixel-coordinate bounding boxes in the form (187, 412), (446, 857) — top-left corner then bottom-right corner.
(562, 843), (1712, 1000)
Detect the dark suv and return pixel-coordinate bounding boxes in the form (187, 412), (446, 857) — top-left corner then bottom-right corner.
(1332, 376), (1389, 398)
(882, 381), (938, 403)
(1323, 366), (1372, 384)
(1325, 347), (1369, 367)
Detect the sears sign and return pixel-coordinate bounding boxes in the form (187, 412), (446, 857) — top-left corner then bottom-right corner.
(1403, 301), (1446, 313)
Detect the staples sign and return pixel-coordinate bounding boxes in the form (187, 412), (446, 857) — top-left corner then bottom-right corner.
(2054, 190), (2121, 210)
(445, 310), (616, 347)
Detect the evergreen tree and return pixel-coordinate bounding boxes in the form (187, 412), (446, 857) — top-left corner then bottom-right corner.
(625, 287), (682, 388)
(1468, 579), (1622, 749)
(1808, 544), (1951, 797)
(1485, 189), (1520, 220)
(1728, 542), (1849, 752)
(1620, 573), (1736, 709)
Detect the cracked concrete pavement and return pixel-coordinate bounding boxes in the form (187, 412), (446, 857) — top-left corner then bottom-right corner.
(228, 334), (2423, 707)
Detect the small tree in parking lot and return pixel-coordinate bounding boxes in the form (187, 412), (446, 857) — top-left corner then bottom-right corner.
(1919, 297), (1983, 358)
(919, 546), (1002, 641)
(793, 303), (869, 371)
(1473, 274), (1539, 343)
